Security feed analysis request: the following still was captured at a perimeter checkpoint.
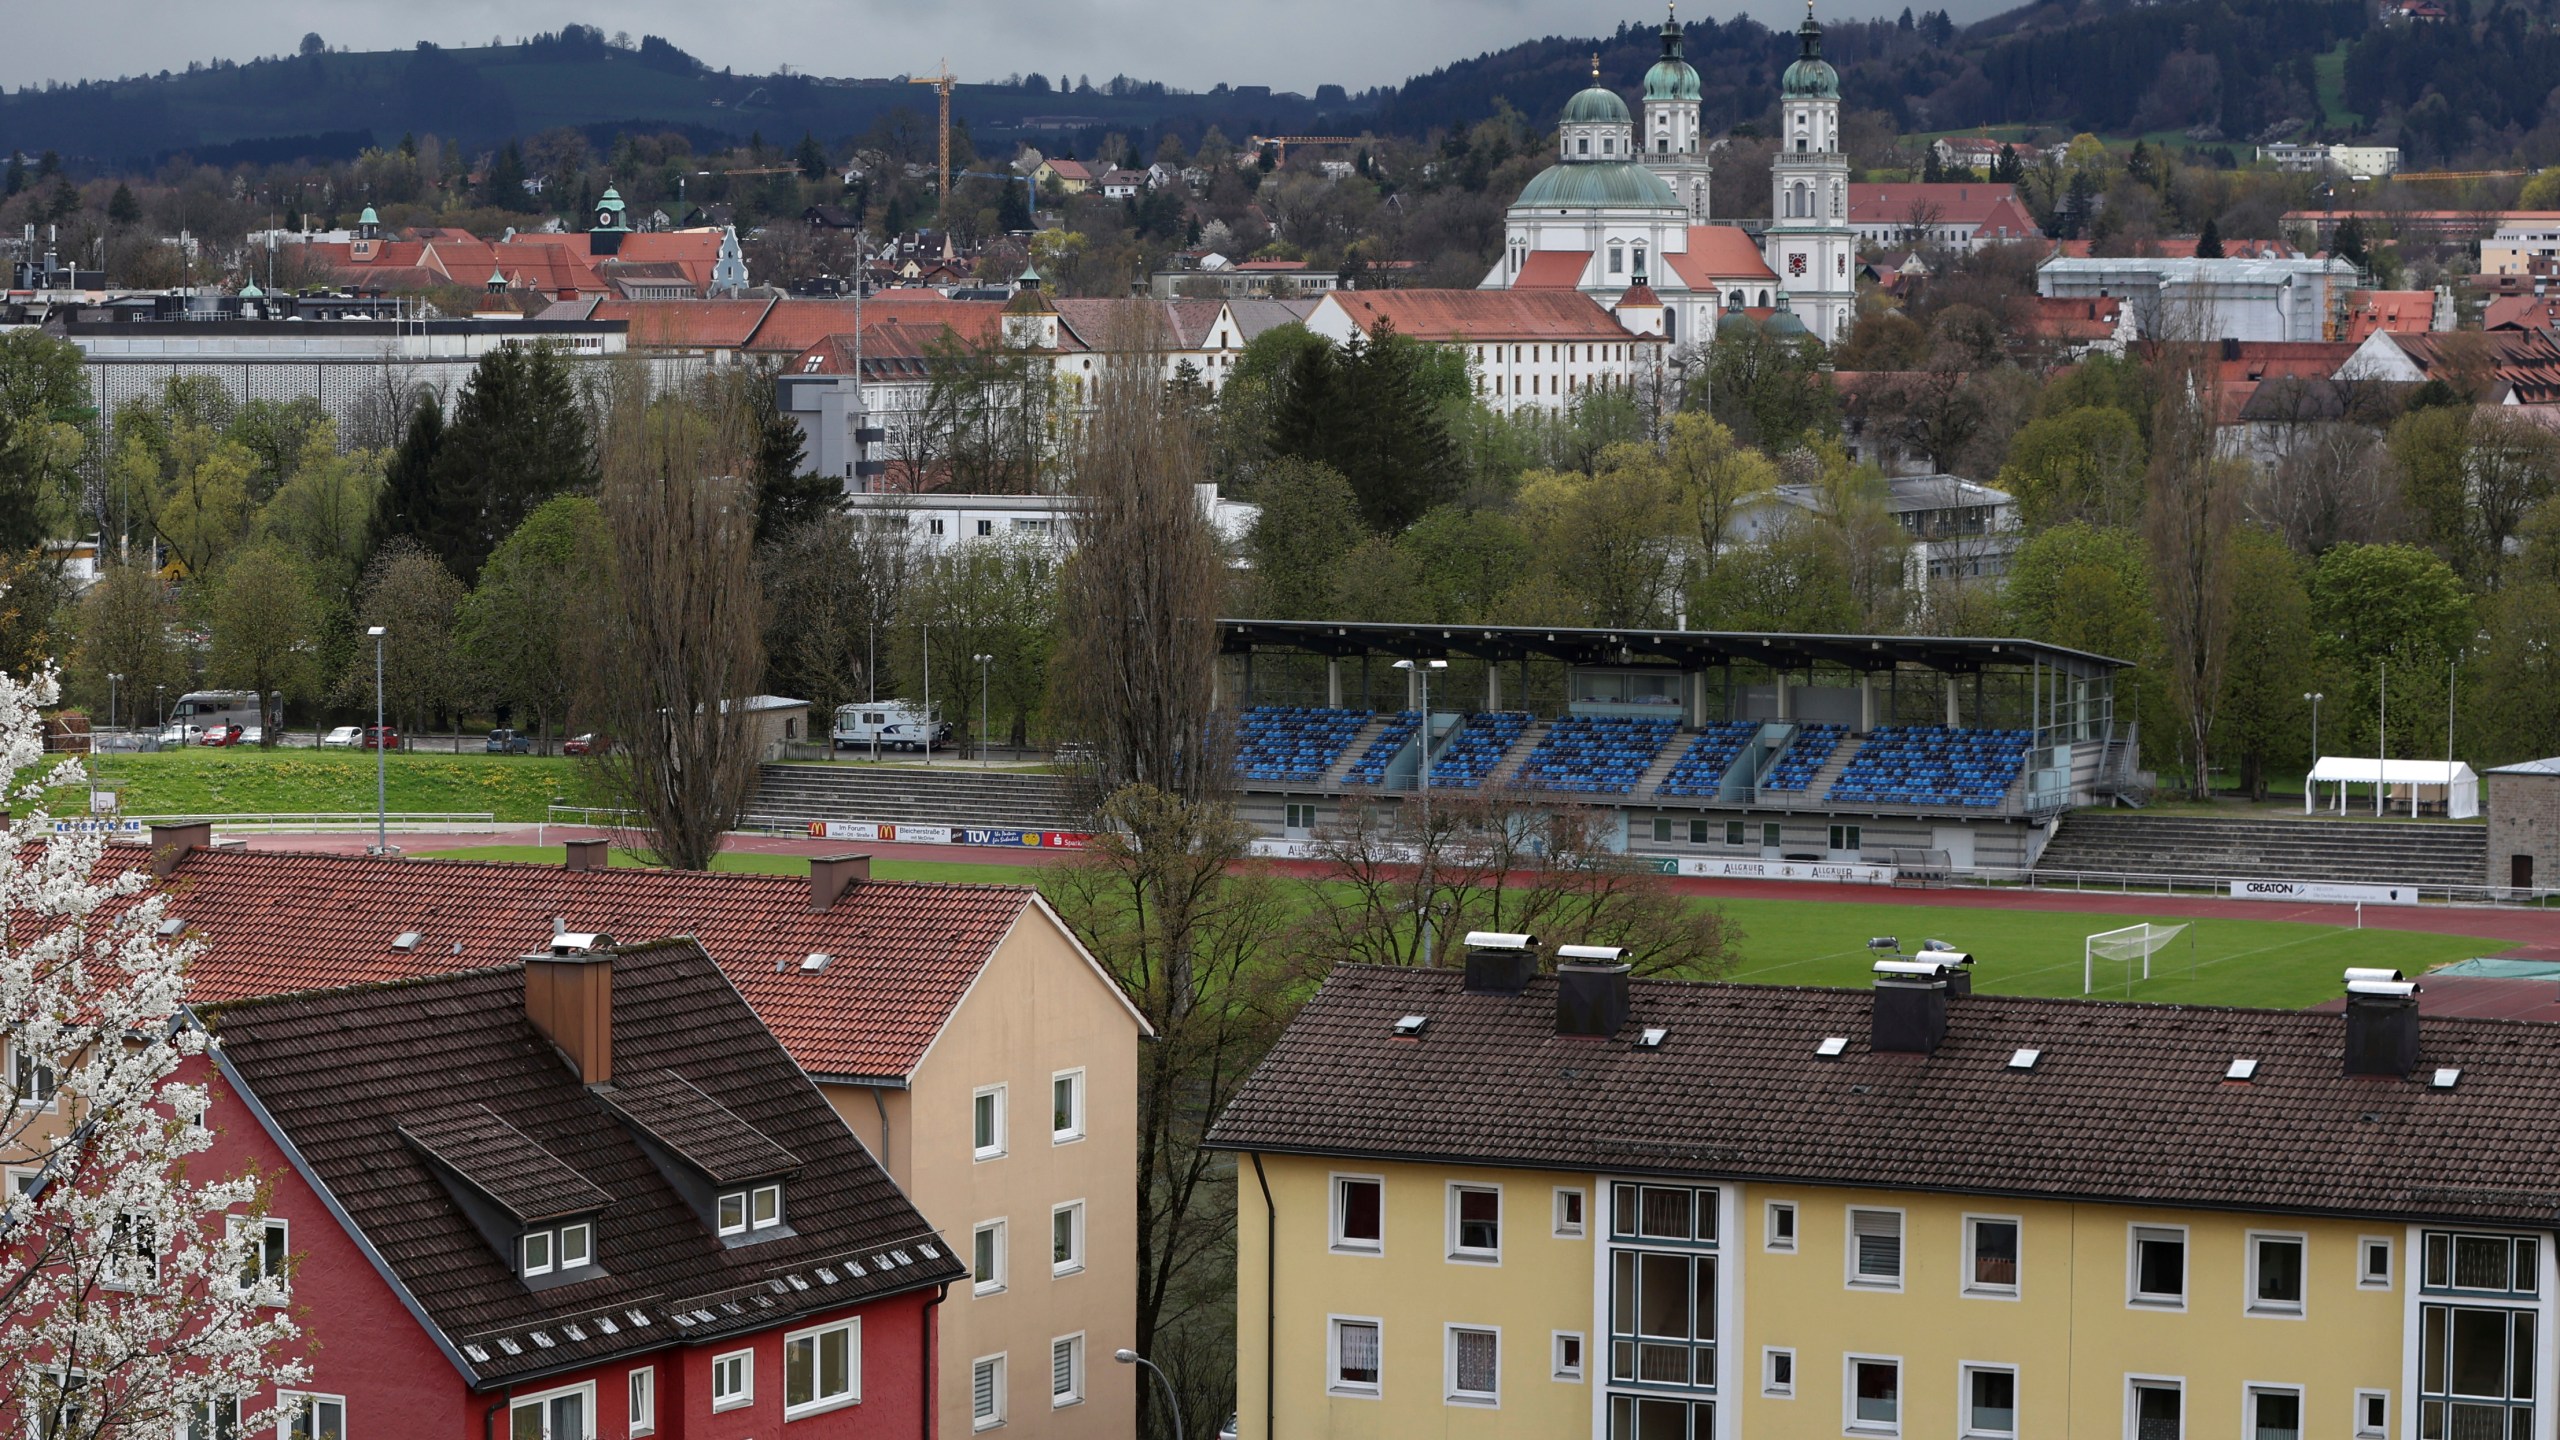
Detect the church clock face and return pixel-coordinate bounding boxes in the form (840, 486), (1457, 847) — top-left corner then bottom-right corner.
(598, 209), (614, 228)
(1788, 252), (1807, 276)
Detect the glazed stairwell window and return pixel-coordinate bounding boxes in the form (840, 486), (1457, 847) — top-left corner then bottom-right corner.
(1605, 1184), (1719, 1396)
(2420, 1229), (2540, 1439)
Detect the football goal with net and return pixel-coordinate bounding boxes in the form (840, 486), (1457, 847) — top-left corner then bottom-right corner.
(2085, 922), (2193, 995)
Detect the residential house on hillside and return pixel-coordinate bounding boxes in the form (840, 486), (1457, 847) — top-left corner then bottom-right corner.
(180, 935), (964, 1440)
(1211, 945), (2560, 1440)
(1929, 136), (2037, 173)
(113, 834), (1149, 1440)
(1034, 158), (1095, 193)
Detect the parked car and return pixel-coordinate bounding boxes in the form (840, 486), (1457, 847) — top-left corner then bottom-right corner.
(157, 723), (204, 746)
(236, 726), (263, 747)
(486, 728), (532, 755)
(198, 724), (244, 747)
(360, 725), (403, 751)
(563, 733), (611, 756)
(320, 726), (363, 748)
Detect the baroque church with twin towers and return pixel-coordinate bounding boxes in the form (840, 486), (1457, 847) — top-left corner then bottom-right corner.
(1480, 2), (1856, 345)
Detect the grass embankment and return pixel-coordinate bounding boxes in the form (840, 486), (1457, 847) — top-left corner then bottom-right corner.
(430, 846), (2504, 1011)
(42, 750), (597, 823)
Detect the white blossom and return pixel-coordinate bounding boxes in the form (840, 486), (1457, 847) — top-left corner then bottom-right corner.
(0, 661), (306, 1440)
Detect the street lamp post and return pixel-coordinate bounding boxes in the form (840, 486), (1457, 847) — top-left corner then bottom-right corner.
(367, 626), (388, 854)
(1113, 1350), (1183, 1440)
(922, 623), (933, 766)
(1391, 658), (1450, 966)
(107, 673), (121, 738)
(2303, 691), (2324, 812)
(973, 654), (993, 767)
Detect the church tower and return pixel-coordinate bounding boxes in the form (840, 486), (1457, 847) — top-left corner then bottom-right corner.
(1763, 0), (1855, 343)
(1642, 5), (1712, 222)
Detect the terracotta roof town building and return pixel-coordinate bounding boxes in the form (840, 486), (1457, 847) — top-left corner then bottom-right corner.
(1847, 182), (2043, 251)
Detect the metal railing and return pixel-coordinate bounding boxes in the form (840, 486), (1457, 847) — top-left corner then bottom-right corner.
(121, 811), (500, 834)
(1961, 863), (2558, 908)
(539, 805), (646, 842)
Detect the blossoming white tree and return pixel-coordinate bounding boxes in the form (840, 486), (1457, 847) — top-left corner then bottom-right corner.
(0, 662), (306, 1440)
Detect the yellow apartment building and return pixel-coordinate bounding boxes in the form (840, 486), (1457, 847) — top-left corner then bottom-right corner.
(1215, 938), (2560, 1440)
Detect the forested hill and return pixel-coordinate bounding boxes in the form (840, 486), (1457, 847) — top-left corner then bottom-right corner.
(1383, 0), (2547, 165)
(0, 26), (1369, 169)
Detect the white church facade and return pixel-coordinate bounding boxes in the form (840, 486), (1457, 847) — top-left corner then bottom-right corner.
(1479, 3), (1856, 347)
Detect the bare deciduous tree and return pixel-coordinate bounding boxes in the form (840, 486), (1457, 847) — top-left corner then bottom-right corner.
(581, 373), (768, 869)
(2145, 342), (2245, 799)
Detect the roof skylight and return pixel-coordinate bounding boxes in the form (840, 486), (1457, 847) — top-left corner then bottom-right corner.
(1392, 1014), (1429, 1037)
(1816, 1035), (1849, 1058)
(2226, 1057), (2259, 1082)
(2008, 1048), (2041, 1070)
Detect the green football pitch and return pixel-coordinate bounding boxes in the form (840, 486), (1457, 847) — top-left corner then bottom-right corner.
(426, 846), (2503, 1013)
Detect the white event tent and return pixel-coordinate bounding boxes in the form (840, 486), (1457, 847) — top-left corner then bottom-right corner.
(2305, 757), (2480, 818)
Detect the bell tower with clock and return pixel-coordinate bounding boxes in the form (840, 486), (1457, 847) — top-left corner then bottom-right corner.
(589, 184), (633, 257)
(1763, 0), (1855, 343)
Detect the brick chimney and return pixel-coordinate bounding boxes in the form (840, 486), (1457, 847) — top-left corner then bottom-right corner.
(525, 948), (613, 1084)
(149, 821), (212, 878)
(563, 837), (610, 871)
(809, 853), (871, 910)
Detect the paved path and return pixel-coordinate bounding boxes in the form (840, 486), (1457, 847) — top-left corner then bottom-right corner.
(230, 828), (2551, 954)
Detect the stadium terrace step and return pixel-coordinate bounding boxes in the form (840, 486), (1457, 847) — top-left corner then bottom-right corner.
(741, 764), (1090, 833)
(2032, 812), (2488, 889)
(1323, 715), (1401, 786)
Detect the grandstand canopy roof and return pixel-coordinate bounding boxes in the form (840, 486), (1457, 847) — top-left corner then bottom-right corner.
(1217, 620), (2125, 677)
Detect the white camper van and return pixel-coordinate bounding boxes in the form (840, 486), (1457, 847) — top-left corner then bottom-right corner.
(831, 701), (955, 752)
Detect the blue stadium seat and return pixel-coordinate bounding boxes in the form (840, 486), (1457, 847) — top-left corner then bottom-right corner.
(1516, 716), (1679, 795)
(1343, 712), (1423, 787)
(1657, 721), (1761, 798)
(1424, 712), (1531, 790)
(1824, 726), (2035, 808)
(1760, 724), (1847, 792)
(1233, 706), (1373, 784)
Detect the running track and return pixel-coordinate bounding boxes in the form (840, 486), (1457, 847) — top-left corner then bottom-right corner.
(235, 826), (2560, 957)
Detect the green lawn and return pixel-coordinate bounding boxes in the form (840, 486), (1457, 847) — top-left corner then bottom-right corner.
(35, 750), (599, 823)
(1715, 896), (2496, 1009)
(428, 846), (2500, 1011)
(2314, 43), (2364, 130)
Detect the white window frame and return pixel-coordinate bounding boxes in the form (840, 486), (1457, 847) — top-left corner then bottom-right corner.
(10, 1043), (58, 1111)
(104, 1209), (158, 1290)
(717, 1190), (748, 1237)
(1551, 1331), (1584, 1382)
(2246, 1231), (2308, 1318)
(1443, 1324), (1500, 1408)
(711, 1349), (754, 1412)
(2242, 1381), (2303, 1440)
(6, 1165), (38, 1198)
(558, 1221), (592, 1271)
(970, 1352), (1006, 1430)
(1050, 1069), (1084, 1144)
(2359, 1234), (2395, 1289)
(1766, 1200), (1797, 1253)
(1960, 1361), (2019, 1439)
(627, 1368), (655, 1437)
(521, 1228), (553, 1277)
(2127, 1224), (2189, 1310)
(507, 1382), (596, 1440)
(1329, 1173), (1383, 1256)
(1447, 1183), (1502, 1264)
(1050, 1332), (1084, 1408)
(1845, 1353), (1903, 1437)
(1051, 1200), (1084, 1277)
(1763, 1346), (1796, 1398)
(2124, 1375), (2184, 1440)
(277, 1392), (345, 1440)
(184, 1396), (241, 1440)
(1327, 1315), (1383, 1398)
(2353, 1387), (2389, 1438)
(1847, 1206), (1906, 1291)
(1553, 1187), (1586, 1239)
(1964, 1213), (2022, 1299)
(972, 1085), (1007, 1161)
(750, 1184), (782, 1231)
(782, 1316), (861, 1418)
(972, 1219), (1007, 1295)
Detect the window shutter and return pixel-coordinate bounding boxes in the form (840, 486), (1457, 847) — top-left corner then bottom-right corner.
(1854, 1210), (1902, 1277)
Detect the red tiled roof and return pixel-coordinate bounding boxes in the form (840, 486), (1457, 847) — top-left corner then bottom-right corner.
(1614, 282), (1662, 309)
(1667, 226), (1778, 286)
(125, 847), (1038, 1078)
(2211, 340), (2359, 384)
(2029, 295), (2123, 342)
(596, 298), (776, 349)
(1319, 288), (1642, 343)
(2344, 289), (2438, 341)
(612, 232), (728, 292)
(2383, 329), (2560, 404)
(750, 296), (1003, 355)
(1849, 183), (2039, 236)
(1513, 251), (1592, 289)
(2486, 294), (2560, 331)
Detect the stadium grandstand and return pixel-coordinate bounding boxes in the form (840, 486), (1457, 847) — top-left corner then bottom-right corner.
(1217, 620), (2134, 874)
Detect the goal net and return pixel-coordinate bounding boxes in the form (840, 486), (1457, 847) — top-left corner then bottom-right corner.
(2085, 922), (2190, 995)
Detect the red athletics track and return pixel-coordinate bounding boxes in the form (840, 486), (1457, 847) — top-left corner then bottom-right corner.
(231, 827), (2558, 957)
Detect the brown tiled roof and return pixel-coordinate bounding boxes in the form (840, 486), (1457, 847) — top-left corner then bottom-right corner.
(593, 1069), (801, 1185)
(123, 846), (1036, 1078)
(402, 1104), (617, 1222)
(1848, 183), (2039, 234)
(1513, 250), (1592, 289)
(1666, 226), (1777, 285)
(1320, 288), (1644, 343)
(208, 939), (964, 1385)
(1208, 965), (2560, 1225)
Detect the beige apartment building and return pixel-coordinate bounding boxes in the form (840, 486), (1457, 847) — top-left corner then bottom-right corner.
(101, 830), (1148, 1440)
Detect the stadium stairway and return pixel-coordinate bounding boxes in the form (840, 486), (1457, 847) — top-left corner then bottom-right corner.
(1482, 719), (1553, 790)
(741, 764), (1090, 832)
(2031, 813), (2488, 889)
(1761, 727), (1861, 798)
(1323, 714), (1403, 785)
(1630, 737), (1699, 797)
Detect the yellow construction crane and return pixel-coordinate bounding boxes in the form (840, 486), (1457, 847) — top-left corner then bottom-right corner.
(911, 60), (954, 211)
(2390, 169), (2526, 182)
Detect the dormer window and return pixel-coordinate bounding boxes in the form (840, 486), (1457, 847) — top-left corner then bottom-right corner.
(523, 1229), (553, 1276)
(519, 1221), (594, 1279)
(719, 1184), (785, 1237)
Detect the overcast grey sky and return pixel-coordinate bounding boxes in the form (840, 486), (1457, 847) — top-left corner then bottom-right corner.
(0, 0), (2001, 95)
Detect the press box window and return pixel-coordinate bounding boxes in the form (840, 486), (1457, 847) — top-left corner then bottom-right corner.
(2249, 1233), (2306, 1315)
(1726, 821), (1747, 846)
(1331, 1176), (1383, 1254)
(2130, 1226), (2188, 1307)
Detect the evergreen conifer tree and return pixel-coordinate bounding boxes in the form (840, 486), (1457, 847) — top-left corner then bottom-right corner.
(2194, 216), (2224, 258)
